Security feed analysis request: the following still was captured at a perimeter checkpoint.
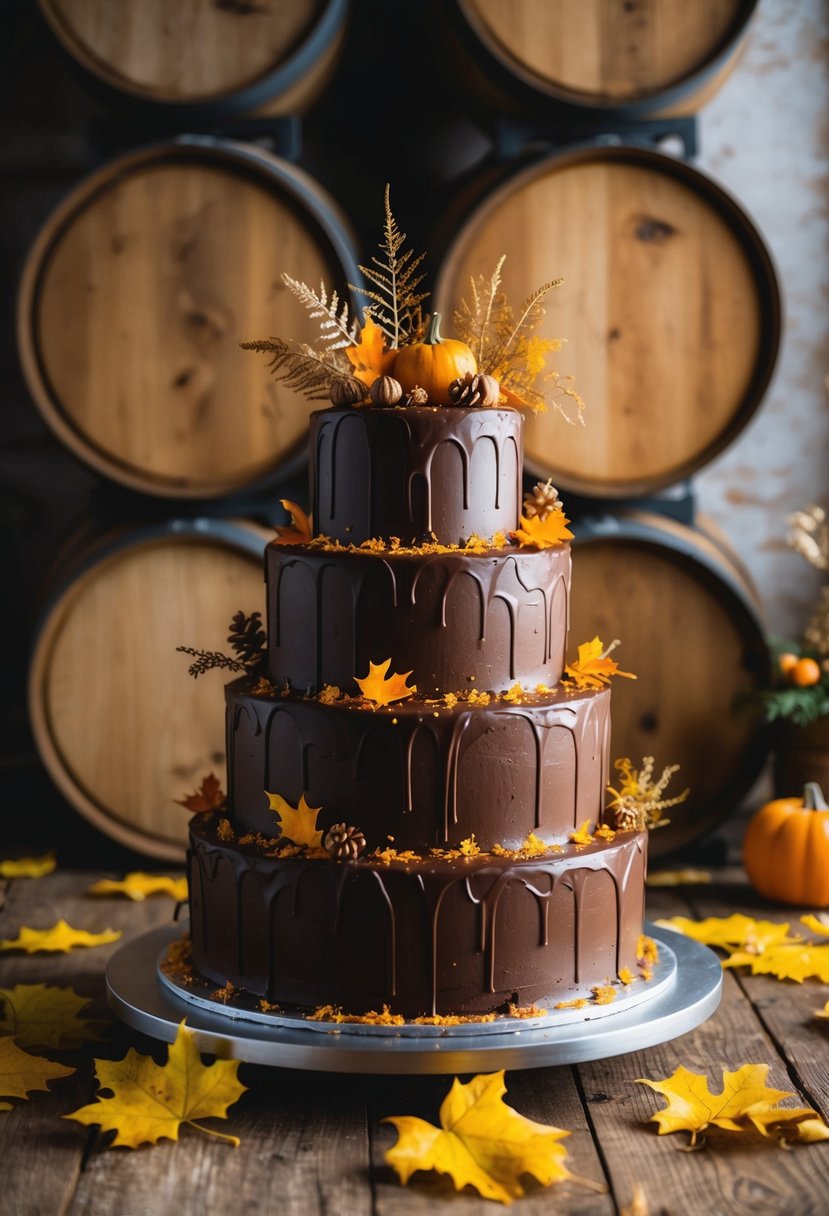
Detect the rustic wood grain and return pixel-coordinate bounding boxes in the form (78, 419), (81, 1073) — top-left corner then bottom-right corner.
(462, 0), (750, 103)
(434, 147), (777, 498)
(28, 527), (268, 859)
(38, 0), (323, 102)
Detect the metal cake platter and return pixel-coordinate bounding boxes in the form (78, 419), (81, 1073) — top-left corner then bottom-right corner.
(106, 922), (721, 1073)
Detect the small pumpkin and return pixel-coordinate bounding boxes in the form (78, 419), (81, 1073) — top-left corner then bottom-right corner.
(791, 657), (821, 687)
(742, 781), (829, 906)
(329, 376), (367, 408)
(778, 652), (799, 676)
(369, 374), (403, 407)
(391, 313), (477, 405)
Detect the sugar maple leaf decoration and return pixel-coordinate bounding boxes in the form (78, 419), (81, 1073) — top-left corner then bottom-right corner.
(0, 1037), (75, 1112)
(175, 773), (225, 815)
(88, 873), (188, 902)
(637, 1063), (829, 1147)
(0, 984), (105, 1050)
(274, 498), (312, 545)
(659, 913), (829, 982)
(0, 851), (56, 879)
(511, 510), (573, 550)
(266, 791), (323, 849)
(384, 1070), (576, 1205)
(0, 921), (121, 954)
(564, 637), (636, 691)
(345, 315), (397, 387)
(356, 658), (416, 707)
(65, 1020), (247, 1148)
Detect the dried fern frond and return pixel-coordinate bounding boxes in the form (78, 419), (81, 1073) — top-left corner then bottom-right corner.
(454, 256), (506, 366)
(787, 505), (829, 571)
(281, 274), (358, 349)
(240, 337), (348, 400)
(502, 278), (564, 353)
(349, 185), (430, 348)
(176, 647), (245, 679)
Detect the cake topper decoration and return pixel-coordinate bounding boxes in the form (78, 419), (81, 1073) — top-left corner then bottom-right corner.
(323, 823), (367, 860)
(356, 658), (417, 707)
(175, 774), (226, 816)
(511, 508), (573, 550)
(177, 610), (266, 678)
(607, 756), (688, 832)
(274, 499), (312, 545)
(266, 791), (324, 849)
(242, 188), (581, 413)
(563, 637), (636, 690)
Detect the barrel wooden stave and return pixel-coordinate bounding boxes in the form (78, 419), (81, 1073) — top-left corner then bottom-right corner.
(454, 0), (755, 114)
(569, 512), (770, 857)
(38, 0), (344, 113)
(29, 522), (270, 859)
(19, 143), (358, 497)
(434, 147), (780, 498)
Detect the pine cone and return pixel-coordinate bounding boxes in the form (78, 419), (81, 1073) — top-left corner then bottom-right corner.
(407, 385), (429, 405)
(323, 823), (366, 860)
(612, 803), (647, 833)
(523, 479), (561, 521)
(448, 372), (496, 407)
(227, 610), (266, 667)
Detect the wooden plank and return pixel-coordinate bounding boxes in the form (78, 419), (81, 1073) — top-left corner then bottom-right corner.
(368, 1068), (613, 1214)
(571, 876), (829, 1214)
(686, 871), (829, 1123)
(0, 869), (180, 1216)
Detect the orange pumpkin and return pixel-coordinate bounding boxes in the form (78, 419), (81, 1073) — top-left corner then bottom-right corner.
(392, 313), (477, 404)
(742, 781), (829, 906)
(791, 657), (821, 686)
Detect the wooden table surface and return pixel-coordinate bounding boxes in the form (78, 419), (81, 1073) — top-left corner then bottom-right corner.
(2, 864), (828, 1216)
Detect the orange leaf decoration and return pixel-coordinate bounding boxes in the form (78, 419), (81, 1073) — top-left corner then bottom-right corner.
(175, 774), (226, 815)
(511, 510), (573, 549)
(564, 637), (636, 691)
(356, 658), (416, 707)
(266, 791), (323, 849)
(345, 317), (396, 388)
(274, 499), (312, 545)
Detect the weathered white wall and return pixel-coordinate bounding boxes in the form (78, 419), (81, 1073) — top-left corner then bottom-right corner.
(697, 0), (829, 638)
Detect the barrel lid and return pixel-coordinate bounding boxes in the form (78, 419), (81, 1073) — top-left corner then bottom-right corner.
(18, 138), (359, 499)
(434, 144), (781, 499)
(29, 518), (270, 860)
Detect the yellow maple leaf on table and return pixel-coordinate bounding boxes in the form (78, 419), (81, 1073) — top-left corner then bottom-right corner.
(647, 869), (711, 887)
(656, 913), (796, 953)
(384, 1070), (577, 1205)
(637, 1063), (829, 1147)
(511, 510), (573, 550)
(816, 1000), (829, 1019)
(356, 658), (416, 707)
(266, 791), (323, 849)
(0, 1036), (75, 1112)
(345, 316), (396, 388)
(64, 1021), (247, 1148)
(274, 498), (312, 545)
(0, 920), (121, 954)
(88, 873), (188, 902)
(564, 637), (636, 691)
(0, 984), (105, 1049)
(0, 851), (57, 878)
(658, 913), (829, 982)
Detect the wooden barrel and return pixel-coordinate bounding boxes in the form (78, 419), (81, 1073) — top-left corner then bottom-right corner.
(29, 518), (270, 860)
(569, 511), (771, 858)
(37, 0), (348, 116)
(434, 145), (780, 498)
(446, 0), (756, 116)
(18, 139), (359, 498)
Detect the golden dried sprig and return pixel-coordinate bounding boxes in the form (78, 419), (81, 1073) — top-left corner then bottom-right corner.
(787, 505), (829, 571)
(607, 756), (689, 832)
(349, 185), (429, 348)
(239, 337), (348, 400)
(280, 274), (358, 349)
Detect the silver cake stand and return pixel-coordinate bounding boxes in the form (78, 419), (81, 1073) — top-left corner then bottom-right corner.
(106, 922), (721, 1073)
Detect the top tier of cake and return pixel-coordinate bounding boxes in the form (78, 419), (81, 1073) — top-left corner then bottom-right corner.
(309, 405), (523, 546)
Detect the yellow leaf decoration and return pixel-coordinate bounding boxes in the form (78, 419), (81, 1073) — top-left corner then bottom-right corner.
(564, 637), (636, 691)
(657, 914), (794, 953)
(0, 920), (121, 954)
(816, 1000), (829, 1020)
(647, 869), (711, 887)
(88, 873), (188, 902)
(0, 1036), (75, 1112)
(64, 1020), (247, 1148)
(356, 658), (416, 707)
(0, 852), (56, 879)
(266, 791), (323, 849)
(274, 498), (312, 545)
(0, 984), (105, 1049)
(384, 1070), (574, 1205)
(637, 1063), (829, 1147)
(724, 940), (829, 984)
(345, 316), (396, 388)
(511, 510), (573, 550)
(658, 913), (829, 982)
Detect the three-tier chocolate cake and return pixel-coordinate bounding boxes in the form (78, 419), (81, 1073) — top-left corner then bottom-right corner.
(185, 400), (648, 1018)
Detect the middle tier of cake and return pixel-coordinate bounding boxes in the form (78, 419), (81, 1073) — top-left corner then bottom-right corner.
(226, 677), (611, 852)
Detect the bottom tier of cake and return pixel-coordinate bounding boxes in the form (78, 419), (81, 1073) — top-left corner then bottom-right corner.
(188, 816), (648, 1018)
